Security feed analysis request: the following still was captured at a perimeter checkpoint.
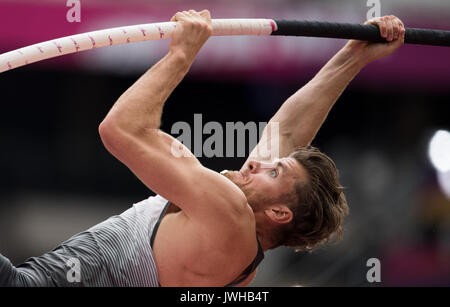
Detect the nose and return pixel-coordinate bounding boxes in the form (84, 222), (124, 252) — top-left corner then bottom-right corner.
(247, 160), (261, 173)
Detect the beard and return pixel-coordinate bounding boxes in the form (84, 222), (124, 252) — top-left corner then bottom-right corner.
(220, 170), (268, 212)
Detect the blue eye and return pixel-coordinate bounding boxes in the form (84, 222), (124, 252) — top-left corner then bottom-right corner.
(270, 169), (278, 178)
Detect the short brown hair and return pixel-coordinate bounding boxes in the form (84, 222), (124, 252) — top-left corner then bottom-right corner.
(277, 146), (349, 252)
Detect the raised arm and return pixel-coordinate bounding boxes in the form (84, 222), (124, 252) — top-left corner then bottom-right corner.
(99, 10), (247, 223)
(244, 16), (405, 165)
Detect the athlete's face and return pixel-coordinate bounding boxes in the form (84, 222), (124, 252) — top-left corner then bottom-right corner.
(221, 157), (308, 211)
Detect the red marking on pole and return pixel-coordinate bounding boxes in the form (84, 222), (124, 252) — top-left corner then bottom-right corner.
(127, 38), (131, 43)
(36, 46), (44, 53)
(7, 62), (12, 69)
(88, 36), (96, 48)
(108, 36), (113, 46)
(53, 42), (63, 53)
(140, 28), (147, 37)
(71, 38), (80, 52)
(270, 20), (276, 33)
(157, 26), (164, 38)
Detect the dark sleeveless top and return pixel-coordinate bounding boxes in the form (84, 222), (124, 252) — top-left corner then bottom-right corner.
(150, 201), (265, 287)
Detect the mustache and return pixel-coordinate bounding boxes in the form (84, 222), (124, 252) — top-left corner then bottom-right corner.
(220, 170), (243, 187)
(220, 170), (240, 181)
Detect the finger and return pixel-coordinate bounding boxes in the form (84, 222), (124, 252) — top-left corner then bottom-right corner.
(376, 18), (388, 38)
(385, 16), (394, 41)
(399, 23), (406, 44)
(188, 9), (198, 17)
(364, 17), (378, 26)
(199, 9), (212, 21)
(398, 19), (406, 39)
(396, 20), (404, 40)
(170, 12), (180, 22)
(391, 16), (401, 40)
(187, 9), (211, 29)
(389, 35), (404, 50)
(392, 18), (400, 40)
(187, 11), (206, 28)
(170, 11), (185, 22)
(387, 28), (405, 49)
(189, 10), (205, 21)
(397, 18), (405, 30)
(370, 18), (387, 39)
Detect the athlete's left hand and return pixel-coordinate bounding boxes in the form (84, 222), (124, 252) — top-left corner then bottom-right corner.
(346, 15), (405, 64)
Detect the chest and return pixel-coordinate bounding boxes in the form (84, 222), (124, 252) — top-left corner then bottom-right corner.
(151, 205), (256, 286)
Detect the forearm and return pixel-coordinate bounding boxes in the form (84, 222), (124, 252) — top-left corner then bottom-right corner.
(270, 43), (367, 149)
(101, 50), (193, 134)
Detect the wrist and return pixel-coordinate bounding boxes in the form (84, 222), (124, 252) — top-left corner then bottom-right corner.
(341, 42), (372, 68)
(166, 48), (195, 71)
(169, 45), (199, 64)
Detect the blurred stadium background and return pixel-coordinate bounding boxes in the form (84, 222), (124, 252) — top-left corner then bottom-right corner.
(0, 0), (449, 286)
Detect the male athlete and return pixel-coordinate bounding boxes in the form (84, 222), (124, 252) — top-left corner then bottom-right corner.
(0, 10), (405, 286)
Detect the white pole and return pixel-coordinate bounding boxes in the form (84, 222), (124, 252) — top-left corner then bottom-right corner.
(0, 19), (276, 74)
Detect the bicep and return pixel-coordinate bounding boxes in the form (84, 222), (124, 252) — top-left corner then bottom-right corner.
(101, 127), (246, 220)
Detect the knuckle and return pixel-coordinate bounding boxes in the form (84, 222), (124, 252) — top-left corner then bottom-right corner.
(185, 20), (195, 28)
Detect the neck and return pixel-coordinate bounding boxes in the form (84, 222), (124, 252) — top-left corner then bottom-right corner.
(257, 233), (275, 252)
(254, 213), (278, 252)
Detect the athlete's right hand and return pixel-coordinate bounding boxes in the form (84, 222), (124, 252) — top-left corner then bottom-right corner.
(169, 10), (212, 61)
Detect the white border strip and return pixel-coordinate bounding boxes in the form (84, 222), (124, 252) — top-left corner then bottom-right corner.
(0, 19), (276, 73)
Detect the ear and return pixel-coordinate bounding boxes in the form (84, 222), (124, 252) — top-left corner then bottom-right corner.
(264, 205), (293, 225)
